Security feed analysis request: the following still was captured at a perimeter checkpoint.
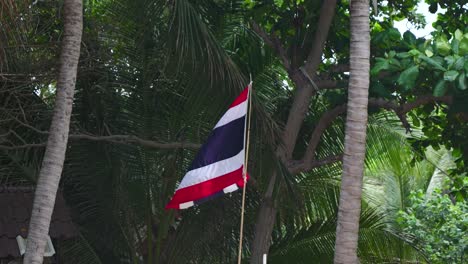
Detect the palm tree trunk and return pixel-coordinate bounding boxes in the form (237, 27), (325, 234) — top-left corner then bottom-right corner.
(333, 0), (370, 263)
(23, 0), (82, 263)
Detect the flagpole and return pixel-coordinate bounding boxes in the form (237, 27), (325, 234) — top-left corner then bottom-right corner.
(238, 81), (252, 264)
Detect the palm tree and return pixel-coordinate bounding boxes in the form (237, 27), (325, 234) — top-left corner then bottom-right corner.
(333, 0), (370, 263)
(24, 0), (83, 263)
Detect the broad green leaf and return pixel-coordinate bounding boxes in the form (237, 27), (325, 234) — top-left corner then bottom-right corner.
(403, 31), (417, 46)
(459, 36), (468, 55)
(451, 39), (459, 54)
(371, 59), (390, 76)
(398, 65), (419, 90)
(444, 70), (459, 82)
(429, 2), (438, 13)
(387, 28), (401, 40)
(389, 58), (401, 69)
(397, 52), (411, 58)
(274, 0), (284, 7)
(436, 36), (451, 56)
(425, 49), (434, 57)
(408, 49), (420, 56)
(444, 55), (455, 67)
(457, 73), (467, 90)
(371, 81), (392, 98)
(454, 29), (463, 40)
(433, 80), (447, 96)
(453, 57), (464, 70)
(419, 55), (446, 71)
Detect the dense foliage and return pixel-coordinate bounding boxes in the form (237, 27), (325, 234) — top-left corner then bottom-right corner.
(397, 186), (468, 263)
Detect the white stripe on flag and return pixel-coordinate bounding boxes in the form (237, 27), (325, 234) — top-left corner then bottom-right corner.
(177, 150), (244, 190)
(214, 100), (247, 129)
(179, 201), (194, 209)
(223, 183), (238, 193)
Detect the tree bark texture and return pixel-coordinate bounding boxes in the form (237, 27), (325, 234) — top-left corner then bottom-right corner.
(333, 0), (370, 263)
(249, 197), (277, 264)
(24, 0), (82, 263)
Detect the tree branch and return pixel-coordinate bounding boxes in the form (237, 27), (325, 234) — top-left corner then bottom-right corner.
(251, 21), (291, 72)
(0, 143), (47, 150)
(302, 0), (338, 76)
(5, 116), (202, 150)
(68, 134), (201, 149)
(400, 95), (452, 113)
(303, 104), (347, 163)
(280, 0), (338, 159)
(288, 154), (342, 174)
(0, 134), (201, 150)
(292, 95), (455, 174)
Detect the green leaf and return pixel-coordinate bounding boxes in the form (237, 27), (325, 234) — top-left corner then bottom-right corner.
(444, 70), (459, 82)
(387, 28), (401, 40)
(396, 52), (411, 58)
(433, 80), (447, 96)
(451, 39), (459, 54)
(273, 0), (284, 7)
(444, 56), (455, 69)
(453, 57), (464, 70)
(397, 65), (419, 90)
(454, 29), (463, 40)
(429, 2), (438, 13)
(457, 73), (467, 90)
(425, 49), (434, 57)
(444, 55), (455, 67)
(419, 55), (446, 71)
(403, 31), (417, 46)
(459, 36), (468, 55)
(436, 35), (451, 56)
(371, 59), (390, 76)
(408, 49), (420, 56)
(371, 81), (392, 98)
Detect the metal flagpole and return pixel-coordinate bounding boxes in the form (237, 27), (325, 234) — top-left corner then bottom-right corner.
(237, 80), (253, 264)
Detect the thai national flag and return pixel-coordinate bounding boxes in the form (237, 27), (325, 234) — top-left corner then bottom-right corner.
(166, 85), (251, 209)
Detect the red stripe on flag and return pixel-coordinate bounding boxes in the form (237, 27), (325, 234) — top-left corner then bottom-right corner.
(166, 166), (249, 209)
(229, 86), (249, 108)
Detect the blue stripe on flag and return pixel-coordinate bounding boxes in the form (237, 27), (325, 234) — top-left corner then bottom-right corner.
(193, 190), (224, 205)
(188, 116), (245, 170)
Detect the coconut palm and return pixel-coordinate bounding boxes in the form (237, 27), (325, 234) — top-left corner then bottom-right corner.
(24, 0), (82, 262)
(334, 0), (370, 262)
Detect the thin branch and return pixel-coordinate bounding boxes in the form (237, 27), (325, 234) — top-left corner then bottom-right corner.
(251, 21), (291, 72)
(0, 134), (200, 151)
(0, 143), (46, 150)
(68, 134), (201, 149)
